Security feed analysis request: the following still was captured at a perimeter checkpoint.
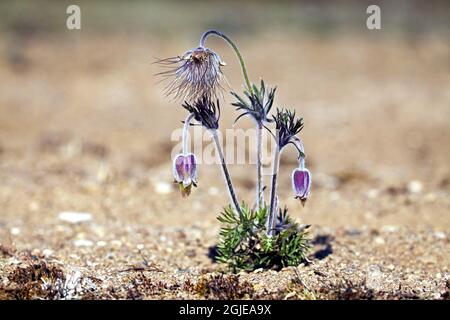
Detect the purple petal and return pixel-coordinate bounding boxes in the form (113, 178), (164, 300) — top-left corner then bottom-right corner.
(173, 154), (186, 183)
(292, 168), (311, 199)
(184, 153), (198, 183)
(172, 153), (198, 186)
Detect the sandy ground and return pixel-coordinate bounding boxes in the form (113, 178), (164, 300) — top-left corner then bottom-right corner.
(0, 32), (449, 299)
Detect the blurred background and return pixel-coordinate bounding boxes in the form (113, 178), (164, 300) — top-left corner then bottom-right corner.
(0, 0), (449, 230)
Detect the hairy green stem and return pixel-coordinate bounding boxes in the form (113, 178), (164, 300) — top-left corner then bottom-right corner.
(182, 113), (195, 154)
(200, 30), (253, 94)
(266, 143), (281, 236)
(256, 122), (263, 209)
(211, 130), (243, 219)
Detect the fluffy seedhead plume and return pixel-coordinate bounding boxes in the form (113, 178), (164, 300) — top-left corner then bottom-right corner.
(156, 46), (226, 102)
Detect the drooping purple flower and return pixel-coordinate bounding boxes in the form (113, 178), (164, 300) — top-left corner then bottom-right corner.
(173, 153), (198, 197)
(292, 167), (311, 206)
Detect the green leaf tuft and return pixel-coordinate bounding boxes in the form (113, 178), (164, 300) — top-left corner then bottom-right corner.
(216, 203), (310, 272)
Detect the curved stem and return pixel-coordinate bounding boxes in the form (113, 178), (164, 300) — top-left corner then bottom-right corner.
(256, 122), (263, 209)
(200, 30), (253, 94)
(266, 143), (281, 237)
(293, 137), (306, 168)
(210, 130), (243, 219)
(183, 113), (195, 154)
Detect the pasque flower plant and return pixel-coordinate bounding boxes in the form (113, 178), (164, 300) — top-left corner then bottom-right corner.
(157, 30), (311, 271)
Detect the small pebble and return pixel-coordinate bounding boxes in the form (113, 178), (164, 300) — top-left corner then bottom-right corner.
(42, 249), (54, 257)
(366, 264), (384, 290)
(284, 292), (296, 300)
(154, 182), (172, 195)
(374, 236), (385, 245)
(407, 180), (423, 194)
(10, 227), (20, 235)
(366, 189), (379, 199)
(74, 239), (94, 247)
(433, 231), (446, 240)
(382, 225), (398, 233)
(59, 211), (92, 224)
(96, 241), (107, 247)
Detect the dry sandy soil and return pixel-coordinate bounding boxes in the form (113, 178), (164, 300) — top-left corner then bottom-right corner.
(0, 31), (449, 299)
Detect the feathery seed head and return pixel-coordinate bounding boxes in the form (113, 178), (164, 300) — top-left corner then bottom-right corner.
(157, 46), (226, 102)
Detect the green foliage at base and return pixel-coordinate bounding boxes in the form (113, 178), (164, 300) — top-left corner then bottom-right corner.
(216, 203), (310, 272)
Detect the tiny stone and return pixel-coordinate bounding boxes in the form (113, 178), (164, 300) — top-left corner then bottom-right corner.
(382, 225), (398, 233)
(154, 182), (172, 195)
(74, 239), (94, 247)
(10, 227), (20, 235)
(137, 244), (145, 250)
(42, 249), (53, 257)
(374, 236), (385, 245)
(366, 264), (384, 290)
(59, 211), (92, 224)
(253, 268), (264, 274)
(434, 231), (446, 240)
(407, 180), (423, 194)
(284, 292), (296, 300)
(96, 241), (107, 247)
(366, 189), (379, 199)
(65, 270), (82, 290)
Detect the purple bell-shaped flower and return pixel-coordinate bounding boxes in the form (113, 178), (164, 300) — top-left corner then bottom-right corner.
(292, 165), (311, 206)
(173, 153), (198, 197)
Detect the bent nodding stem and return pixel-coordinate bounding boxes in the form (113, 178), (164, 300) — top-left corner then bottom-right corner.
(293, 137), (306, 168)
(210, 130), (243, 219)
(200, 30), (253, 95)
(266, 141), (281, 237)
(183, 113), (195, 154)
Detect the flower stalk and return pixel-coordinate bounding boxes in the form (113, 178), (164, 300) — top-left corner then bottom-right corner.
(256, 121), (264, 209)
(182, 113), (195, 154)
(200, 29), (253, 94)
(266, 140), (281, 237)
(210, 129), (243, 219)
